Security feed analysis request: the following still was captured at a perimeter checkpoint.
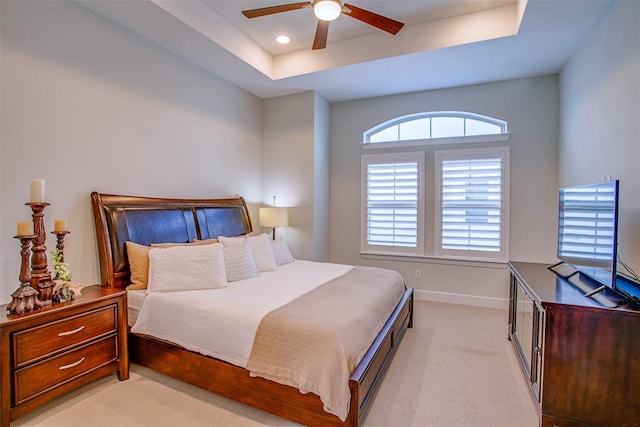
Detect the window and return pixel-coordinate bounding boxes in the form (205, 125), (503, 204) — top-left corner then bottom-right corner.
(361, 153), (425, 255)
(435, 148), (510, 262)
(361, 111), (509, 263)
(364, 112), (507, 144)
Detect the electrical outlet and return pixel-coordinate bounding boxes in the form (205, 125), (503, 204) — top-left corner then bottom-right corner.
(415, 269), (422, 279)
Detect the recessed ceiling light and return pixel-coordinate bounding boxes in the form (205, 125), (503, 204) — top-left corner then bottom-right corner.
(276, 35), (291, 44)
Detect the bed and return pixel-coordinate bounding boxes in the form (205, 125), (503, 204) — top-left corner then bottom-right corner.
(91, 192), (413, 426)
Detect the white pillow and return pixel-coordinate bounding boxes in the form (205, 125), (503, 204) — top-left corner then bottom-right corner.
(219, 237), (258, 281)
(219, 234), (277, 272)
(272, 237), (294, 266)
(147, 243), (227, 293)
(247, 233), (277, 272)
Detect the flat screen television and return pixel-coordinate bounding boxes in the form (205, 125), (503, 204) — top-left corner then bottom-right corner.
(556, 180), (619, 296)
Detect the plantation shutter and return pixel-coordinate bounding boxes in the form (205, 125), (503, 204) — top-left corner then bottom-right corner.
(440, 157), (503, 252)
(366, 161), (419, 248)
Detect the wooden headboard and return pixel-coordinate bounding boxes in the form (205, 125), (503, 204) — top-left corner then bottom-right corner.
(91, 192), (252, 289)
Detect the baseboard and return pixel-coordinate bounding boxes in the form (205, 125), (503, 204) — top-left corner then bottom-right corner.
(414, 289), (508, 309)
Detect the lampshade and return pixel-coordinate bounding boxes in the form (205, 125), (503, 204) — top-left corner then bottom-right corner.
(259, 207), (289, 228)
(314, 0), (341, 21)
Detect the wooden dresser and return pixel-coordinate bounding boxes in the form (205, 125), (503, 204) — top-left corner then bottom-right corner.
(508, 262), (640, 427)
(0, 286), (128, 427)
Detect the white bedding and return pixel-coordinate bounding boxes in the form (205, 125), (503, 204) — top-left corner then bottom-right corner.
(127, 289), (146, 326)
(129, 260), (352, 368)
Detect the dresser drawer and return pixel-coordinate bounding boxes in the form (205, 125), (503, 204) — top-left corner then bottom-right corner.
(13, 305), (117, 367)
(14, 334), (118, 405)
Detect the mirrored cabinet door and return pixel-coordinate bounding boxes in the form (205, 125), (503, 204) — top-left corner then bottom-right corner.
(510, 273), (543, 401)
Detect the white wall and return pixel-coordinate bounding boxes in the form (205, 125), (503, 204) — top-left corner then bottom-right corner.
(262, 92), (330, 261)
(313, 93), (331, 261)
(330, 76), (559, 306)
(262, 92), (315, 260)
(559, 0), (640, 277)
(261, 91), (331, 262)
(0, 1), (263, 303)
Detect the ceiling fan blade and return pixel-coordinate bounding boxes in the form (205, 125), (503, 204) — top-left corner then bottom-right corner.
(343, 3), (404, 35)
(312, 20), (329, 50)
(242, 2), (310, 19)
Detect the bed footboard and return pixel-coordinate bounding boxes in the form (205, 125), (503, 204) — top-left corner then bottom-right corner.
(351, 287), (413, 419)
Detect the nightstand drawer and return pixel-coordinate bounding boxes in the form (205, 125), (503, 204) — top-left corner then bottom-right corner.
(13, 305), (117, 367)
(14, 334), (118, 405)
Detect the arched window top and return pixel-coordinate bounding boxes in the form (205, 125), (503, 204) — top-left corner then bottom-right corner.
(364, 111), (507, 144)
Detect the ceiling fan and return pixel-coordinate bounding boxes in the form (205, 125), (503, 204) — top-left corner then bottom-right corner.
(241, 0), (405, 50)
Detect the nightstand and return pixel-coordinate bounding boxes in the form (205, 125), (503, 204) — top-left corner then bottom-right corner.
(0, 285), (128, 427)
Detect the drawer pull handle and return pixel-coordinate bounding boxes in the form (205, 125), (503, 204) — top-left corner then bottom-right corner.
(59, 357), (85, 370)
(58, 325), (85, 336)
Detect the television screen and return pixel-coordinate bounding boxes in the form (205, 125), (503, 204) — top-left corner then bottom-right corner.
(557, 180), (619, 291)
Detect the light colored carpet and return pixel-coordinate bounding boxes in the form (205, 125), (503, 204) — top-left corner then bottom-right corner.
(13, 301), (539, 426)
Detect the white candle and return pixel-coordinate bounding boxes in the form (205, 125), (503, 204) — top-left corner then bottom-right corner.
(54, 219), (68, 232)
(17, 221), (34, 236)
(30, 179), (45, 202)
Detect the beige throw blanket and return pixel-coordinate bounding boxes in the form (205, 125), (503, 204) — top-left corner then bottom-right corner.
(246, 266), (405, 421)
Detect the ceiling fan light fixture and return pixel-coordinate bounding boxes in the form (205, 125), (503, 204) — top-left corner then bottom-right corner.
(314, 0), (341, 21)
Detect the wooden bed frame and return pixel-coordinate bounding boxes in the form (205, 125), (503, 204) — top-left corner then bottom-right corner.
(91, 192), (413, 426)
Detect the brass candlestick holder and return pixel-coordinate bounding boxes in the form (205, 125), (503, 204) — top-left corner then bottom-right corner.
(26, 202), (53, 304)
(7, 234), (43, 315)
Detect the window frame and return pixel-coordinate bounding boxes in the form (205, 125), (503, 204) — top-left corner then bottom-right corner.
(360, 111), (511, 265)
